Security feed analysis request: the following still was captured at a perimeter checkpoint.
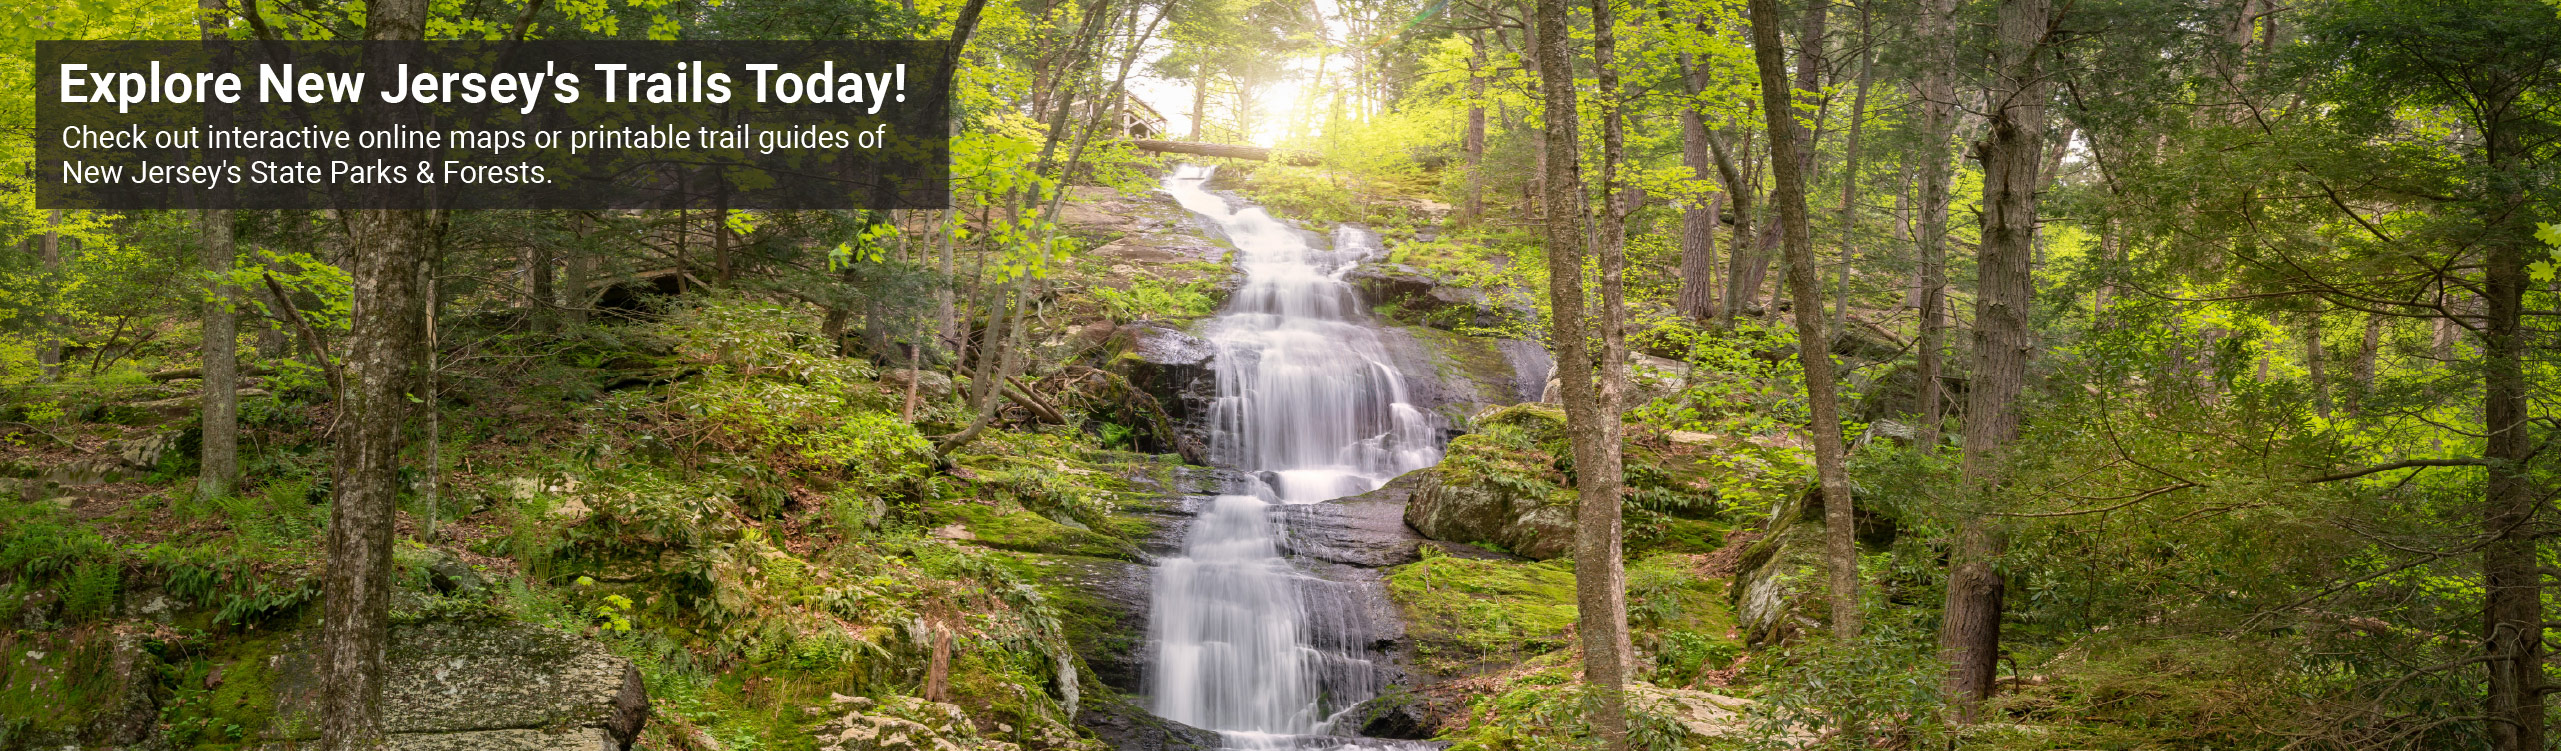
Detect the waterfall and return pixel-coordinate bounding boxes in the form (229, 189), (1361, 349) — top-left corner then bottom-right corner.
(1144, 165), (1444, 749)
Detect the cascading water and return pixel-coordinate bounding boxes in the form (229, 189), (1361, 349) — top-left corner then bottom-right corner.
(1145, 165), (1444, 750)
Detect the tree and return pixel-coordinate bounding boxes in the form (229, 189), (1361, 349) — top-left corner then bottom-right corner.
(1746, 0), (1858, 640)
(196, 0), (239, 503)
(317, 0), (435, 746)
(1532, 0), (1628, 744)
(1941, 0), (2053, 718)
(2295, 2), (2561, 745)
(1908, 0), (1956, 449)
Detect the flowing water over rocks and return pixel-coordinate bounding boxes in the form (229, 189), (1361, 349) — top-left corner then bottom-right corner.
(1142, 166), (1452, 751)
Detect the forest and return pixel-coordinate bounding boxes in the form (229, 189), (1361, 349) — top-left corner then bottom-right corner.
(1, 0), (2558, 749)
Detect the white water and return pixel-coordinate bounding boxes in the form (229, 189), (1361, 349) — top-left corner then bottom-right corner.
(1145, 165), (1444, 749)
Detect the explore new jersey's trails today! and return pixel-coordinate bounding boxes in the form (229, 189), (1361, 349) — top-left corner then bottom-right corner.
(36, 40), (953, 211)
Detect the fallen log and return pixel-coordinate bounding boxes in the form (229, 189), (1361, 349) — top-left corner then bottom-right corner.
(1129, 139), (1320, 166)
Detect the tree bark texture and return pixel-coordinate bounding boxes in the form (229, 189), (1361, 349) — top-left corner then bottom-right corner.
(320, 0), (431, 746)
(196, 0), (240, 502)
(1912, 0), (1958, 449)
(1532, 0), (1628, 745)
(1941, 0), (2049, 719)
(1746, 0), (1860, 641)
(1677, 54), (1721, 321)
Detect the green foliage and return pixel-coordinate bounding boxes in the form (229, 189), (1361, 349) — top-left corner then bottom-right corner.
(1090, 278), (1218, 322)
(1741, 614), (1947, 750)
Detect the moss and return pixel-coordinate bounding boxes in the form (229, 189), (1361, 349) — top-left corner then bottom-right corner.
(990, 552), (1144, 686)
(940, 503), (1143, 562)
(1386, 550), (1581, 675)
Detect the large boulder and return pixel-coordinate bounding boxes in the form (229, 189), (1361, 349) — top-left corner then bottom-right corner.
(267, 620), (649, 750)
(1397, 405), (1579, 560)
(1729, 484), (1900, 645)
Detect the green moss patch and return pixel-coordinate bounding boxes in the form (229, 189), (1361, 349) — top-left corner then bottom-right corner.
(1387, 549), (1581, 675)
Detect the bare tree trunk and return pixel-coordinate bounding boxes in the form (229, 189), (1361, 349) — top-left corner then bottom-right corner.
(1463, 31), (1488, 223)
(563, 216), (589, 328)
(1677, 54), (1720, 321)
(196, 0), (240, 502)
(37, 211), (63, 382)
(1912, 0), (1958, 448)
(2479, 124), (2545, 751)
(320, 0), (431, 746)
(1730, 3), (1825, 318)
(1747, 0), (1859, 639)
(1829, 3), (1874, 335)
(1705, 130), (1751, 324)
(1535, 0), (1625, 744)
(2351, 313), (2381, 414)
(526, 241), (555, 333)
(1189, 47), (1210, 140)
(2303, 317), (2331, 419)
(1941, 0), (2050, 720)
(199, 208), (240, 499)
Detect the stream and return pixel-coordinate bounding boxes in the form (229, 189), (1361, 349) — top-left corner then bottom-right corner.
(1142, 165), (1447, 751)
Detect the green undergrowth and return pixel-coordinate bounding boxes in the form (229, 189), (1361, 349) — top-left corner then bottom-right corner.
(0, 293), (1192, 750)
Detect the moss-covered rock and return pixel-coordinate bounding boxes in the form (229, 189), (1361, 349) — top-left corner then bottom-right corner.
(939, 503), (1143, 562)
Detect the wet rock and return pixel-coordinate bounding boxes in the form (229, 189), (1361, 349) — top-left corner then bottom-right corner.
(268, 620), (649, 749)
(1111, 323), (1221, 448)
(1284, 475), (1437, 568)
(1372, 326), (1550, 425)
(1038, 555), (1154, 694)
(813, 695), (1038, 751)
(1074, 691), (1220, 751)
(883, 369), (956, 400)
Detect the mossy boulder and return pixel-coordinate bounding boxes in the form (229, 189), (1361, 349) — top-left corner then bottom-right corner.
(1728, 483), (1897, 646)
(1399, 404), (1577, 560)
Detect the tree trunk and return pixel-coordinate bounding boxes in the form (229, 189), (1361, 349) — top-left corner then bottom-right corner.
(1705, 130), (1752, 325)
(1190, 53), (1210, 140)
(320, 0), (432, 745)
(1829, 4), (1874, 335)
(1941, 0), (2050, 720)
(1463, 31), (1488, 223)
(1677, 54), (1720, 321)
(1912, 0), (1958, 448)
(37, 211), (63, 382)
(2479, 125), (2544, 751)
(563, 216), (589, 328)
(1047, 0), (1172, 223)
(199, 208), (240, 500)
(1747, 0), (1860, 640)
(197, 0), (240, 502)
(526, 240), (555, 333)
(2303, 317), (2330, 419)
(1534, 0), (1626, 745)
(2351, 313), (2380, 415)
(1730, 2), (1825, 319)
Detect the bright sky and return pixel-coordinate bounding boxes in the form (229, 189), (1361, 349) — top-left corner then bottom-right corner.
(1117, 0), (1361, 147)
